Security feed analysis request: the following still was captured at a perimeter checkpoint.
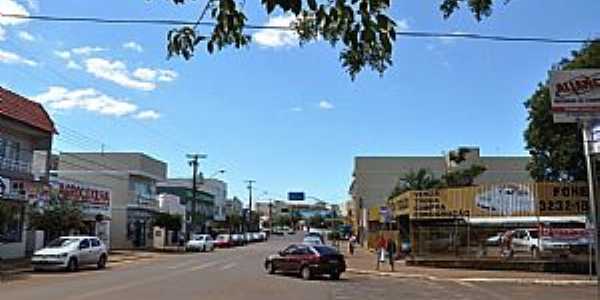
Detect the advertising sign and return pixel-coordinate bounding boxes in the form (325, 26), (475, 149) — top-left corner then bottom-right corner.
(390, 182), (589, 219)
(50, 179), (112, 218)
(288, 192), (305, 201)
(549, 69), (600, 123)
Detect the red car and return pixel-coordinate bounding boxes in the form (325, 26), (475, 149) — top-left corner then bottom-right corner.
(264, 244), (346, 280)
(214, 234), (232, 248)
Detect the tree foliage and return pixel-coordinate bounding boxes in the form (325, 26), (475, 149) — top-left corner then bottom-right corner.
(388, 168), (441, 199)
(153, 212), (183, 232)
(28, 201), (86, 240)
(524, 42), (600, 181)
(442, 164), (487, 187)
(164, 0), (508, 79)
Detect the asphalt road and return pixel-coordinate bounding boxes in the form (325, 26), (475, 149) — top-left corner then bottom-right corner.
(0, 234), (596, 300)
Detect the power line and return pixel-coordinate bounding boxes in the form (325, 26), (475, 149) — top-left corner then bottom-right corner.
(0, 12), (596, 44)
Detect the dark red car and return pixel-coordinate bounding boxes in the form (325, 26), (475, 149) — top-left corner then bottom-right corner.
(264, 244), (346, 280)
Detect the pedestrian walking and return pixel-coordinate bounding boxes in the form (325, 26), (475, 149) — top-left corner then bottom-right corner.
(375, 235), (387, 270)
(387, 238), (397, 272)
(349, 234), (356, 255)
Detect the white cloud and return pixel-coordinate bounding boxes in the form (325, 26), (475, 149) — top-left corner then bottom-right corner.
(396, 19), (410, 32)
(66, 60), (81, 70)
(133, 67), (177, 82)
(291, 107), (303, 112)
(253, 14), (298, 48)
(24, 0), (38, 12)
(0, 48), (36, 66)
(0, 0), (30, 26)
(72, 46), (105, 55)
(123, 41), (143, 52)
(84, 58), (156, 91)
(318, 100), (334, 110)
(54, 50), (71, 60)
(17, 30), (34, 41)
(135, 110), (160, 120)
(32, 86), (140, 117)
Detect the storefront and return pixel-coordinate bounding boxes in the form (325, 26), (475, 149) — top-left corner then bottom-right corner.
(388, 182), (590, 258)
(49, 178), (112, 248)
(0, 176), (36, 259)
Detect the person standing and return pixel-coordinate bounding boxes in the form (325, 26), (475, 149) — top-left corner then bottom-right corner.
(387, 238), (397, 272)
(349, 234), (356, 255)
(375, 235), (387, 270)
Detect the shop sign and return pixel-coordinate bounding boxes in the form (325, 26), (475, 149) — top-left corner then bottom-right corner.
(51, 179), (111, 217)
(549, 69), (600, 123)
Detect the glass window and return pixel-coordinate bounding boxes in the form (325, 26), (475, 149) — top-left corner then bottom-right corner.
(79, 239), (90, 249)
(0, 202), (24, 243)
(48, 238), (79, 248)
(91, 238), (101, 247)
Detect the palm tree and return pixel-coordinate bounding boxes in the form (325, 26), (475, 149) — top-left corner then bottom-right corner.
(388, 168), (441, 199)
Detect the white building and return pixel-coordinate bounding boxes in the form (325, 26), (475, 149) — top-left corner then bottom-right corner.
(199, 178), (227, 222)
(158, 193), (186, 235)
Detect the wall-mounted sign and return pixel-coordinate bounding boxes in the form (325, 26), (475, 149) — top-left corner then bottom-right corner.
(549, 69), (600, 123)
(50, 179), (111, 217)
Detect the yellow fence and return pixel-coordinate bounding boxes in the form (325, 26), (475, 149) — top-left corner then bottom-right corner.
(388, 182), (589, 219)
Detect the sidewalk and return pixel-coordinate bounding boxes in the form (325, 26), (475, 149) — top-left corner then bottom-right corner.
(340, 242), (597, 286)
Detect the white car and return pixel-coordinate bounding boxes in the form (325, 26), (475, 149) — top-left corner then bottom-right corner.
(303, 236), (323, 245)
(186, 234), (215, 252)
(510, 228), (570, 258)
(31, 236), (108, 272)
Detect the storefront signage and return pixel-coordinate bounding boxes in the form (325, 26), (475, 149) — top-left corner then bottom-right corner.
(51, 179), (111, 217)
(389, 182), (589, 219)
(549, 69), (600, 123)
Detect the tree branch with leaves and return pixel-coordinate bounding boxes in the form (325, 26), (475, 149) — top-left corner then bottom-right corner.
(164, 0), (509, 79)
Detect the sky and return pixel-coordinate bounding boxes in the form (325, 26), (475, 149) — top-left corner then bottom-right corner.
(1, 0), (599, 204)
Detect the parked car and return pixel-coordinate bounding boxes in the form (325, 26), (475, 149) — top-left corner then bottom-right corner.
(485, 232), (504, 246)
(510, 228), (570, 258)
(31, 236), (108, 272)
(186, 234), (215, 252)
(231, 234), (246, 246)
(305, 232), (325, 244)
(303, 236), (323, 245)
(265, 244), (346, 280)
(252, 232), (264, 242)
(215, 234), (233, 248)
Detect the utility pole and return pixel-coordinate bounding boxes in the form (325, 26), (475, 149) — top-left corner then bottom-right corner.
(245, 180), (255, 232)
(187, 153), (207, 234)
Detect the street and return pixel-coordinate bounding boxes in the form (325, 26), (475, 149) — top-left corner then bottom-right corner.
(0, 234), (596, 300)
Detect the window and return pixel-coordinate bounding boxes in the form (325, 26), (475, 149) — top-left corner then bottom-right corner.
(79, 239), (90, 249)
(91, 238), (101, 247)
(0, 201), (24, 243)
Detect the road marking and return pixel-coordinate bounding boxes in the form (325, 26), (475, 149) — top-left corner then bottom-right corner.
(188, 260), (223, 271)
(220, 262), (237, 270)
(167, 261), (193, 270)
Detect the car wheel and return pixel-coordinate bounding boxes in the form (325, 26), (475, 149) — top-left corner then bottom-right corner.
(266, 262), (275, 274)
(97, 254), (107, 269)
(330, 271), (341, 280)
(300, 266), (312, 280)
(66, 258), (78, 272)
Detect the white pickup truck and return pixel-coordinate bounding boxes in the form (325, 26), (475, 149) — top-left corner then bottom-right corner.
(510, 228), (571, 258)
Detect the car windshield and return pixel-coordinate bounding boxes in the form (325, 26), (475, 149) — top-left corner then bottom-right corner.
(47, 238), (79, 248)
(192, 235), (205, 241)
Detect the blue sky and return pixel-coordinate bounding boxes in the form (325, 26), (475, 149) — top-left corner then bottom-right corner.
(1, 1), (599, 203)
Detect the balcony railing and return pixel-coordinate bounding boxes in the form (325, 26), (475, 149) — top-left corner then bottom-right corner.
(0, 157), (32, 174)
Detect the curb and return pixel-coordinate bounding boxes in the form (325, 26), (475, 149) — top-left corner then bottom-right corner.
(345, 268), (597, 286)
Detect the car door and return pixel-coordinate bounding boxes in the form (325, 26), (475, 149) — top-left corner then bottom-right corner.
(90, 238), (102, 262)
(287, 245), (311, 273)
(276, 245), (296, 271)
(512, 230), (525, 253)
(78, 239), (93, 264)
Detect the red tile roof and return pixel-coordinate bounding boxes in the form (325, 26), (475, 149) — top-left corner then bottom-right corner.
(0, 86), (56, 134)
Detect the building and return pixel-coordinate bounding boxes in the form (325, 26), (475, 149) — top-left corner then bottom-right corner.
(224, 197), (243, 217)
(156, 179), (215, 233)
(199, 178), (227, 222)
(157, 193), (186, 241)
(56, 152), (166, 249)
(349, 146), (531, 242)
(0, 87), (55, 259)
(46, 174), (113, 247)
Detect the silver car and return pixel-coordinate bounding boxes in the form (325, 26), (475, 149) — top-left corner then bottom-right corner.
(31, 236), (108, 272)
